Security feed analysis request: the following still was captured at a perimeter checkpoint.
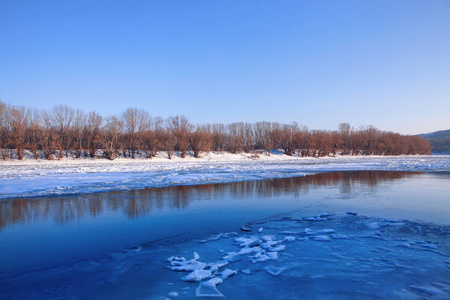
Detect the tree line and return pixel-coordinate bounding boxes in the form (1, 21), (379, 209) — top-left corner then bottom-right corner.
(0, 101), (431, 160)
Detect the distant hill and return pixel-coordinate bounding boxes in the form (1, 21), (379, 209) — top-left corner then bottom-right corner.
(419, 129), (450, 154)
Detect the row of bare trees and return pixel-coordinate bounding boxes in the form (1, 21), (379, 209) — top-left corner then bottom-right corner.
(0, 101), (431, 160)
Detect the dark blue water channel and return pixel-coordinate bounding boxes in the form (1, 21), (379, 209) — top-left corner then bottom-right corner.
(0, 171), (449, 280)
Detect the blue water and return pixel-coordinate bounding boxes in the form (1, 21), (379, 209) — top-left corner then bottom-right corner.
(0, 171), (449, 299)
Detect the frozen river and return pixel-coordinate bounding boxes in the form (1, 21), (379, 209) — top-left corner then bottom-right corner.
(1, 170), (449, 299)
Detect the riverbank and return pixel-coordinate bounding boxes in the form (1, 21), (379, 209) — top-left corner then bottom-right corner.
(1, 154), (449, 200)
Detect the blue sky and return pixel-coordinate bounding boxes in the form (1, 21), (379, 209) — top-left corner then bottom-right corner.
(1, 0), (449, 134)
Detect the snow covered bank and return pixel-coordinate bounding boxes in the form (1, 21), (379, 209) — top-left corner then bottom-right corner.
(1, 153), (449, 199)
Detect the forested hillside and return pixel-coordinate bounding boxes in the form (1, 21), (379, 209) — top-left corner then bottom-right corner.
(0, 101), (432, 160)
(420, 129), (450, 154)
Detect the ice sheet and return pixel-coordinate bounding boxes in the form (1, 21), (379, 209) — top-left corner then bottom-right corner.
(1, 154), (449, 199)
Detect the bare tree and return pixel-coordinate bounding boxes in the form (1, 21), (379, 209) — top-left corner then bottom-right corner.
(27, 108), (41, 159)
(102, 115), (123, 160)
(227, 122), (244, 153)
(211, 123), (227, 152)
(85, 112), (102, 158)
(51, 105), (75, 158)
(0, 101), (9, 159)
(254, 121), (274, 155)
(338, 123), (352, 154)
(72, 109), (87, 158)
(162, 127), (175, 159)
(189, 125), (212, 158)
(122, 108), (150, 158)
(168, 115), (192, 158)
(276, 123), (298, 156)
(142, 116), (163, 158)
(9, 106), (29, 160)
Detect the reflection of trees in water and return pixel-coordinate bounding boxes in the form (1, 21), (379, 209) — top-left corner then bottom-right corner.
(0, 171), (419, 229)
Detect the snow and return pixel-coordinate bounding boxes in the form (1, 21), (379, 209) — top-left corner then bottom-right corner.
(1, 153), (449, 199)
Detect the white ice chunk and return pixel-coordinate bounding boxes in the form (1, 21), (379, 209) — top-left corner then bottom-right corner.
(222, 232), (239, 238)
(169, 260), (207, 272)
(219, 268), (237, 279)
(221, 252), (241, 262)
(181, 269), (212, 282)
(199, 233), (223, 243)
(266, 252), (278, 260)
(195, 279), (225, 298)
(238, 246), (262, 255)
(241, 268), (251, 274)
(258, 227), (264, 233)
(284, 236), (296, 242)
(234, 236), (260, 248)
(268, 245), (286, 252)
(194, 252), (200, 260)
(167, 256), (186, 262)
(125, 245), (142, 253)
(240, 225), (252, 232)
(168, 291), (179, 298)
(261, 235), (276, 242)
(261, 240), (281, 249)
(265, 266), (286, 276)
(311, 235), (332, 242)
(422, 244), (437, 249)
(207, 261), (229, 272)
(251, 252), (271, 263)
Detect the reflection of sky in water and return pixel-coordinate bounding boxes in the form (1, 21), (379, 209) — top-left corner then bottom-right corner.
(0, 171), (449, 276)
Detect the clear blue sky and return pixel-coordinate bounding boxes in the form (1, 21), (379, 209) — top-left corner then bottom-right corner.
(1, 0), (449, 135)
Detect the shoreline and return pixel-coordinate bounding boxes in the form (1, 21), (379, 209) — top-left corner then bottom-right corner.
(1, 154), (449, 200)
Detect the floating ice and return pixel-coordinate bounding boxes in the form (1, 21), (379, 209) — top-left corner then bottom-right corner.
(331, 234), (349, 239)
(240, 225), (252, 232)
(167, 291), (179, 298)
(221, 252), (241, 262)
(222, 232), (239, 238)
(251, 252), (271, 263)
(181, 269), (212, 282)
(164, 212), (450, 300)
(218, 268), (236, 280)
(199, 233), (223, 243)
(238, 246), (262, 255)
(169, 260), (206, 272)
(310, 235), (332, 242)
(207, 261), (229, 272)
(346, 211), (358, 216)
(268, 245), (285, 252)
(195, 279), (225, 298)
(234, 236), (260, 248)
(264, 266), (286, 276)
(124, 245), (142, 253)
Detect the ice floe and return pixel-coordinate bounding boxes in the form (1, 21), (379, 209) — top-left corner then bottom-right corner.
(163, 212), (450, 299)
(2, 155), (448, 199)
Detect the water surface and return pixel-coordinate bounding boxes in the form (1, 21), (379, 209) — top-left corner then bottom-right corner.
(1, 171), (450, 299)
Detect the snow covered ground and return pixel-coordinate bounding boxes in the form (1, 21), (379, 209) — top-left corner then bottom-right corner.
(1, 153), (449, 199)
